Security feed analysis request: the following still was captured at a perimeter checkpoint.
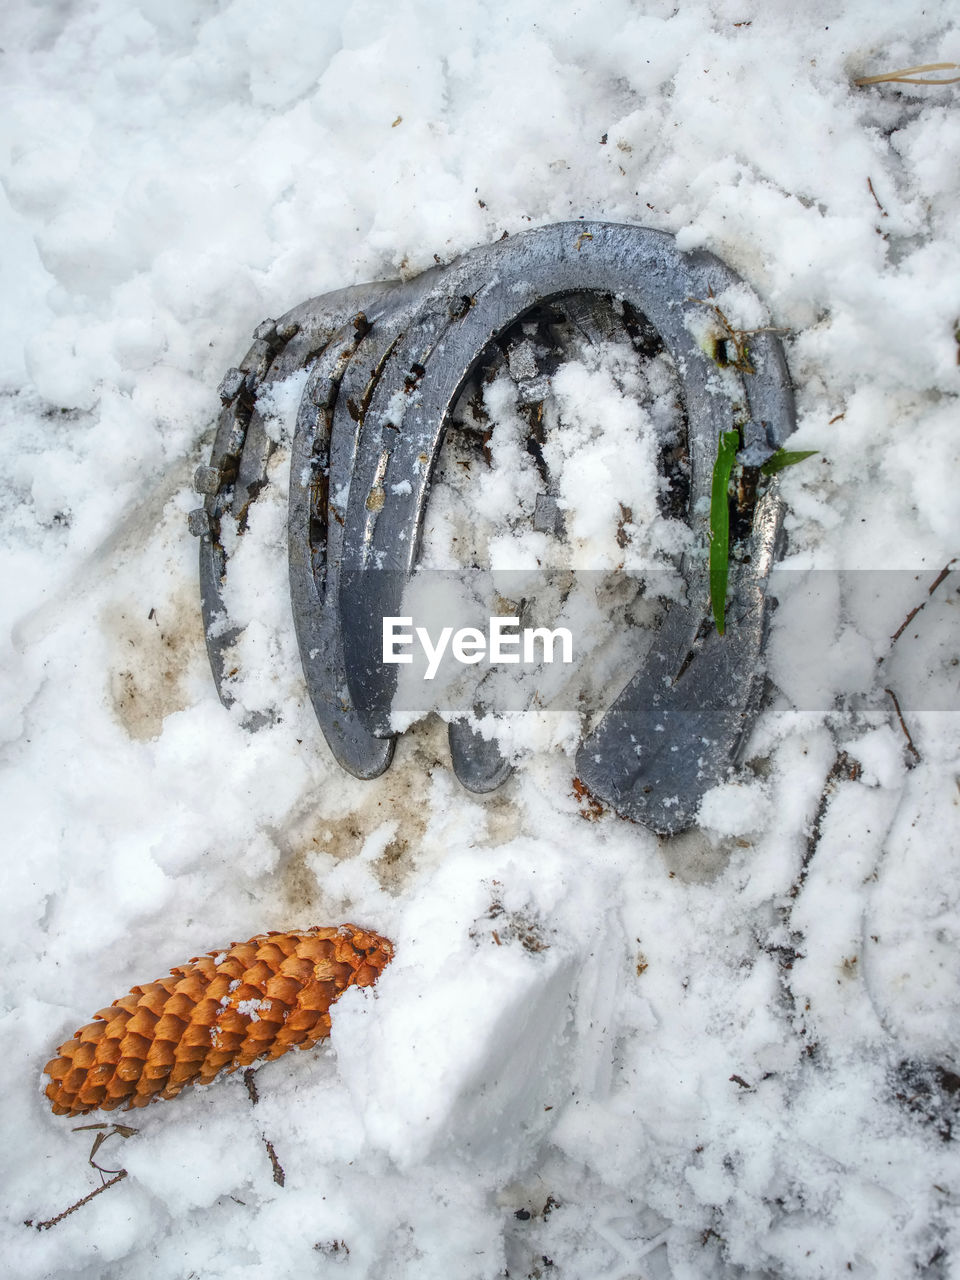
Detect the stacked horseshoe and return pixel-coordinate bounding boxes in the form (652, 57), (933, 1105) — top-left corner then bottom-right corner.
(190, 222), (795, 836)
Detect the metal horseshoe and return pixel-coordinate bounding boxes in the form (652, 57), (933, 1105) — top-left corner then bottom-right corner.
(192, 221), (795, 835)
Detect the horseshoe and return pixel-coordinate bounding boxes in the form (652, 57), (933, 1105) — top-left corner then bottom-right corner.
(334, 222), (793, 831)
(195, 222), (795, 835)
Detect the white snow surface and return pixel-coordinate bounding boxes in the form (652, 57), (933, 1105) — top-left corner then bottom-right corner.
(1, 2), (959, 1278)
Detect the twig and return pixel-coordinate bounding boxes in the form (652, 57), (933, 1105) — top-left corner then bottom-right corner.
(245, 1068), (283, 1185)
(791, 751), (861, 897)
(885, 687), (921, 765)
(855, 62), (960, 86)
(25, 1121), (137, 1230)
(769, 750), (860, 1060)
(867, 177), (887, 217)
(243, 1068), (260, 1106)
(71, 1123), (138, 1137)
(926, 561), (955, 598)
(26, 1172), (127, 1231)
(263, 1137), (285, 1187)
(888, 559), (956, 645)
(70, 1122), (138, 1180)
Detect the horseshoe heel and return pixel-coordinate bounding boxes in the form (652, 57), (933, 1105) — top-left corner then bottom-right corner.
(576, 329), (793, 835)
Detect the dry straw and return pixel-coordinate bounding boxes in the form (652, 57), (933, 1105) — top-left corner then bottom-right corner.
(854, 61), (960, 86)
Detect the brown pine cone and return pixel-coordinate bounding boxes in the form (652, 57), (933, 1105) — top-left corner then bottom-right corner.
(43, 923), (393, 1117)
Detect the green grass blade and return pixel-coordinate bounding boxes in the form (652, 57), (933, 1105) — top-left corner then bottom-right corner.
(760, 448), (818, 476)
(710, 429), (741, 636)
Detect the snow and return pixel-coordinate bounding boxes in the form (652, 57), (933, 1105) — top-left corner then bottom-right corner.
(1, 1), (959, 1277)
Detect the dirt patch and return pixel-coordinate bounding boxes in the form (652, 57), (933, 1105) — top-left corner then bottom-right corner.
(104, 586), (205, 740)
(277, 716), (522, 911)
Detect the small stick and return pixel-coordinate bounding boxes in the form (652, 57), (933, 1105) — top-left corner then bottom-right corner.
(263, 1137), (285, 1187)
(867, 177), (887, 217)
(889, 559), (956, 645)
(245, 1070), (283, 1185)
(926, 561), (955, 597)
(855, 62), (960, 86)
(27, 1172), (127, 1231)
(243, 1068), (260, 1106)
(791, 751), (860, 896)
(885, 687), (921, 765)
(890, 602), (924, 645)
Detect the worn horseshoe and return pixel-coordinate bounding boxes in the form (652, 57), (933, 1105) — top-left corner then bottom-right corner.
(198, 222), (795, 835)
(334, 222), (793, 831)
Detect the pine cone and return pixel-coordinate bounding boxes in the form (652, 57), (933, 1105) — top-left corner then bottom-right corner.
(43, 924), (393, 1116)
